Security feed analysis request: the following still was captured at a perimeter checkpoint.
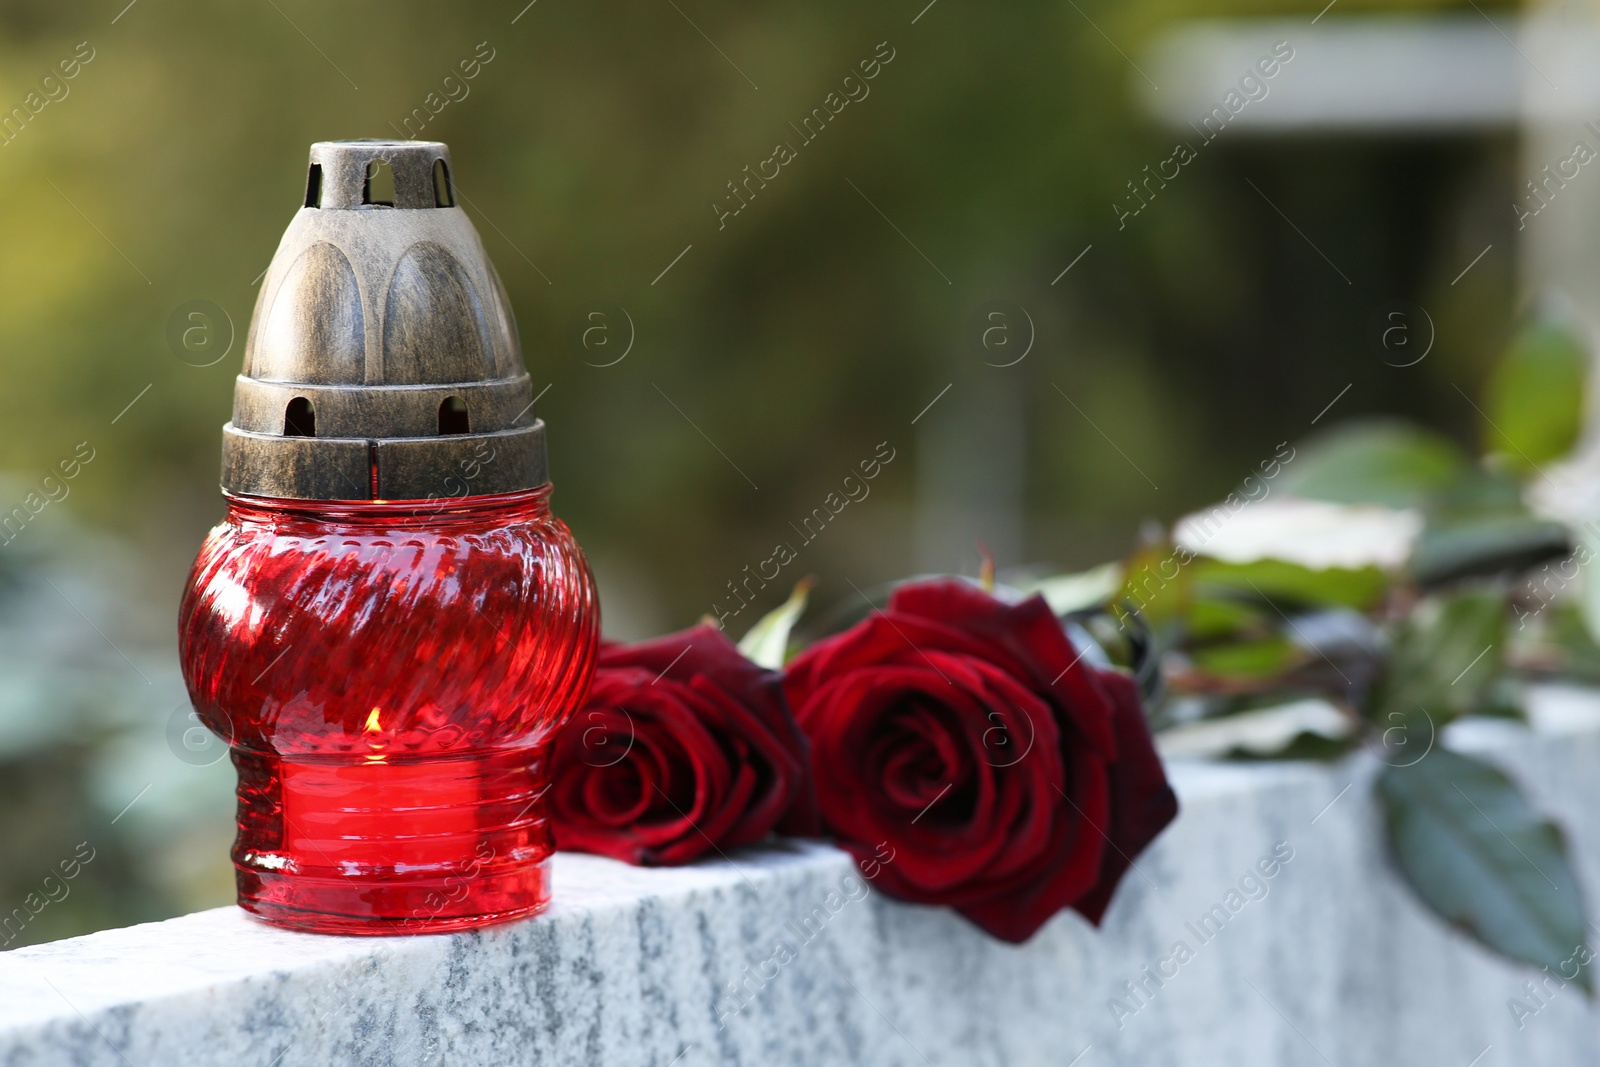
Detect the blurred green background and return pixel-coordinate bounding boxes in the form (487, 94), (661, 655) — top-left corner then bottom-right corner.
(0, 0), (1523, 944)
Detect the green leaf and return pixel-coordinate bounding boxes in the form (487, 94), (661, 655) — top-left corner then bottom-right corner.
(1480, 674), (1529, 723)
(1544, 603), (1600, 685)
(1413, 514), (1571, 588)
(1117, 541), (1194, 637)
(1485, 302), (1589, 472)
(1432, 467), (1526, 515)
(1157, 699), (1354, 759)
(737, 578), (814, 669)
(1192, 558), (1389, 612)
(1188, 596), (1268, 641)
(1379, 749), (1592, 991)
(1569, 524), (1600, 649)
(1190, 633), (1299, 675)
(1012, 562), (1123, 616)
(1371, 588), (1505, 726)
(1277, 420), (1471, 509)
(1189, 635), (1301, 679)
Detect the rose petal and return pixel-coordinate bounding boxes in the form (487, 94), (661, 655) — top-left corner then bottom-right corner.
(952, 753), (1111, 941)
(1069, 669), (1179, 925)
(889, 581), (1118, 757)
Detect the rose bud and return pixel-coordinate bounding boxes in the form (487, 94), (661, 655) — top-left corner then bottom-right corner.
(550, 625), (810, 865)
(782, 578), (1178, 942)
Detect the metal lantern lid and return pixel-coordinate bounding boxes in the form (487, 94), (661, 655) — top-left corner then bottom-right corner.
(222, 139), (547, 501)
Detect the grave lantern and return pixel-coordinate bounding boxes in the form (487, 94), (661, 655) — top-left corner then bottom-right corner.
(179, 140), (599, 934)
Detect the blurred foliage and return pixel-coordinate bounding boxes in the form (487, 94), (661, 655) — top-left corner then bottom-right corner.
(0, 0), (1518, 628)
(0, 514), (232, 949)
(1370, 586), (1505, 724)
(993, 303), (1599, 990)
(1276, 421), (1470, 509)
(1379, 748), (1594, 995)
(1484, 299), (1589, 473)
(1194, 557), (1390, 611)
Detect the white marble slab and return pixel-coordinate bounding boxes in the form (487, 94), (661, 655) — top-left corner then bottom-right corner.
(4, 688), (1600, 1066)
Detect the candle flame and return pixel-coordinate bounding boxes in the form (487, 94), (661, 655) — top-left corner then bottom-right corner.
(363, 707), (388, 762)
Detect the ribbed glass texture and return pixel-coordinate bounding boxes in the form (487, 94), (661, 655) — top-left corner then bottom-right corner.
(179, 486), (598, 934)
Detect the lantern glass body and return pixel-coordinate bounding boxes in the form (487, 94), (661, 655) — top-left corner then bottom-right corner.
(178, 486), (598, 935)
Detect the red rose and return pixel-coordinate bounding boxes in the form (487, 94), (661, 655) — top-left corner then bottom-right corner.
(782, 579), (1178, 942)
(549, 625), (810, 865)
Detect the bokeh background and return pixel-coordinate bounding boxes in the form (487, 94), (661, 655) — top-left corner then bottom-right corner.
(0, 0), (1530, 944)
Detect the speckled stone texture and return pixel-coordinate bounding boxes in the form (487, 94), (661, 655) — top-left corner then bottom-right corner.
(4, 688), (1600, 1066)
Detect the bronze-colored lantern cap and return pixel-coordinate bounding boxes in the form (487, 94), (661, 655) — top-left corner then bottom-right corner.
(222, 139), (547, 501)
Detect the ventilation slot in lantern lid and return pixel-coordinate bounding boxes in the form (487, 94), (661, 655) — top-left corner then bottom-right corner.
(284, 397), (316, 437)
(363, 158), (396, 207)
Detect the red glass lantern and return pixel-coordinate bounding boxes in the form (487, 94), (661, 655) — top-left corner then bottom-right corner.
(179, 140), (599, 934)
